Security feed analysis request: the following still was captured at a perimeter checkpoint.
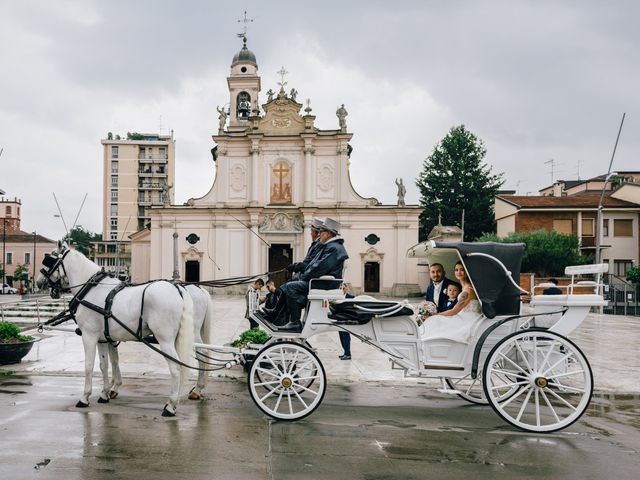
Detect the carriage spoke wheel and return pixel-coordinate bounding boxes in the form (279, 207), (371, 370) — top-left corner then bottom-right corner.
(248, 341), (326, 421)
(483, 329), (593, 433)
(446, 364), (521, 405)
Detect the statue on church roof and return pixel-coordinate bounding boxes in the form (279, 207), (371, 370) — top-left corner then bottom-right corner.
(290, 88), (298, 101)
(336, 104), (348, 132)
(266, 89), (275, 102)
(395, 178), (406, 207)
(162, 182), (173, 207)
(216, 105), (228, 132)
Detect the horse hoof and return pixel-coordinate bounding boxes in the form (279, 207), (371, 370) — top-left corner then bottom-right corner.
(188, 391), (202, 400)
(97, 396), (109, 404)
(75, 401), (89, 408)
(161, 407), (175, 417)
(109, 390), (119, 399)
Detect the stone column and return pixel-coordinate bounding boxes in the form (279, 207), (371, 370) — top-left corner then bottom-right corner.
(250, 143), (260, 206)
(303, 145), (315, 206)
(172, 228), (180, 280)
(249, 210), (261, 275)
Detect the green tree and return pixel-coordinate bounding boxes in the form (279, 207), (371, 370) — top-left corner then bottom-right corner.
(67, 226), (102, 257)
(416, 125), (504, 241)
(478, 230), (592, 276)
(627, 265), (640, 284)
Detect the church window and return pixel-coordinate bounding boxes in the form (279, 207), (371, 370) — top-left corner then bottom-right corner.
(237, 91), (251, 118)
(240, 66), (247, 73)
(270, 161), (292, 204)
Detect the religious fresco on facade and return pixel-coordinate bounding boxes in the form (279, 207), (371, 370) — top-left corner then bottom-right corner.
(270, 161), (292, 203)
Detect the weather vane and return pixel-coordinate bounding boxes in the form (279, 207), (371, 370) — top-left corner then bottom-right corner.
(237, 10), (253, 41)
(277, 66), (288, 90)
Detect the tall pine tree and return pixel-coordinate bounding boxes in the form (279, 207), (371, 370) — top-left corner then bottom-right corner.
(416, 125), (504, 241)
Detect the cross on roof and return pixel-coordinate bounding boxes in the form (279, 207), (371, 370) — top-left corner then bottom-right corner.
(277, 66), (288, 90)
(237, 10), (253, 38)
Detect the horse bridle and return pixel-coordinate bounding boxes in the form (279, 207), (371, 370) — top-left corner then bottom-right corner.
(40, 247), (71, 298)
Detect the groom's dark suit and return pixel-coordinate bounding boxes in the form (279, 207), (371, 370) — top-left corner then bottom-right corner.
(425, 277), (459, 313)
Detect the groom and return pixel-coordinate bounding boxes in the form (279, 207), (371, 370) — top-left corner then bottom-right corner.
(425, 263), (459, 313)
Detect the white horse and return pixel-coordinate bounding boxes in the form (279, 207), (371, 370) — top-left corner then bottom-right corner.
(37, 242), (198, 416)
(101, 284), (213, 402)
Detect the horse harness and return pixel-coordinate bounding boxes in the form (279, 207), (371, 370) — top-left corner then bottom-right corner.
(43, 267), (184, 344)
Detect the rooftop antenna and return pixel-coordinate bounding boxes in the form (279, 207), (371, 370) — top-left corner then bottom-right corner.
(576, 160), (582, 180)
(52, 192), (70, 239)
(544, 158), (556, 183)
(595, 113), (626, 265)
(0, 148), (4, 195)
(515, 180), (521, 194)
(159, 115), (163, 135)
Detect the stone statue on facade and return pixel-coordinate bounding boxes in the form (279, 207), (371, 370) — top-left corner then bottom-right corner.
(289, 88), (298, 101)
(216, 105), (228, 131)
(266, 89), (275, 102)
(162, 182), (173, 206)
(395, 178), (406, 207)
(336, 104), (348, 132)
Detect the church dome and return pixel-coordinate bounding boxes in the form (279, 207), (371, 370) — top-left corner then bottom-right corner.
(231, 42), (257, 68)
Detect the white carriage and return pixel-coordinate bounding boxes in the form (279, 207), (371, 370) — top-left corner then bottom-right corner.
(235, 241), (607, 433)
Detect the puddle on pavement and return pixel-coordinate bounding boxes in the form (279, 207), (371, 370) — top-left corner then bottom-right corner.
(586, 392), (640, 431)
(0, 376), (32, 394)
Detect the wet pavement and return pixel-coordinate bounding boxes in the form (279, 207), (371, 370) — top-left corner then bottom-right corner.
(1, 296), (639, 479)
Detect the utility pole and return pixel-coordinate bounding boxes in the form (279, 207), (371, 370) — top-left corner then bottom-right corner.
(595, 113), (626, 265)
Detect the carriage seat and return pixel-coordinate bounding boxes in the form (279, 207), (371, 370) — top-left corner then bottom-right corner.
(530, 294), (607, 308)
(308, 276), (344, 300)
(328, 298), (414, 324)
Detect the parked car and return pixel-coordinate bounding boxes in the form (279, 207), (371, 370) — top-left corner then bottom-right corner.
(1, 284), (18, 294)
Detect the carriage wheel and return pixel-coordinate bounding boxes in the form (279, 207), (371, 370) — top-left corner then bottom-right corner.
(483, 329), (593, 433)
(248, 341), (326, 421)
(446, 365), (521, 405)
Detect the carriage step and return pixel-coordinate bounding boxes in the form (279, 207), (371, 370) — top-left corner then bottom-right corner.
(437, 388), (463, 395)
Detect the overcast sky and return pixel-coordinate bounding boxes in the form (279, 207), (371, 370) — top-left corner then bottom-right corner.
(1, 0), (638, 240)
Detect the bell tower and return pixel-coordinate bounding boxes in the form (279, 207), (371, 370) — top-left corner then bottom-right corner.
(227, 34), (261, 132)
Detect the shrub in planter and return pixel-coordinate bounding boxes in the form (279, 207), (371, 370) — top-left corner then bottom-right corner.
(0, 321), (37, 365)
(230, 328), (271, 372)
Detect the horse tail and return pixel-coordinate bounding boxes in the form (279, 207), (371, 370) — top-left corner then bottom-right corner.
(201, 288), (213, 346)
(175, 286), (194, 395)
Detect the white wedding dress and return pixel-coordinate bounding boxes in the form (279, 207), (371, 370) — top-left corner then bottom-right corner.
(419, 294), (482, 344)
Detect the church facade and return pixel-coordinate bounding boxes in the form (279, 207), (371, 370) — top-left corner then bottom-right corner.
(130, 39), (422, 296)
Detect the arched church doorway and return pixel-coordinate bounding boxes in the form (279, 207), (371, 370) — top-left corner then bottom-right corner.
(185, 260), (200, 283)
(364, 262), (380, 293)
(269, 243), (292, 286)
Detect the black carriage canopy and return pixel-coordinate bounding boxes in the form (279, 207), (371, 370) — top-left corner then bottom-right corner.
(432, 241), (526, 319)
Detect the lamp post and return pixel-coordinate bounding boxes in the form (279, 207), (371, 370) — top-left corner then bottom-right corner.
(32, 231), (37, 293)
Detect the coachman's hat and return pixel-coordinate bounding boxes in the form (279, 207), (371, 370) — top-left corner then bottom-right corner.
(310, 217), (325, 232)
(320, 217), (341, 235)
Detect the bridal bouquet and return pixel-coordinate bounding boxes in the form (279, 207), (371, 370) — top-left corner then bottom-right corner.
(415, 301), (438, 326)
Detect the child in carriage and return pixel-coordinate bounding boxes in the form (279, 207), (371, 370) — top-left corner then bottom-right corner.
(443, 283), (460, 311)
(418, 261), (481, 343)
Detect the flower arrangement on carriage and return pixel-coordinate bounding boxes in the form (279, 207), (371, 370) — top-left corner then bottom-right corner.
(414, 301), (438, 326)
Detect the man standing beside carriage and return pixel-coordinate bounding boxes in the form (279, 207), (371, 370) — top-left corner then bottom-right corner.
(265, 217), (349, 330)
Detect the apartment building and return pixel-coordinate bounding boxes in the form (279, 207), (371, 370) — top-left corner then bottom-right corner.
(495, 172), (640, 279)
(94, 132), (175, 276)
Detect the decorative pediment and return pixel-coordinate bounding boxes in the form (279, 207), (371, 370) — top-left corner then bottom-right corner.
(258, 94), (305, 135)
(258, 212), (304, 234)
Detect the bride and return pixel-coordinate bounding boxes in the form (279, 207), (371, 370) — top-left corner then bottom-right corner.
(419, 261), (482, 343)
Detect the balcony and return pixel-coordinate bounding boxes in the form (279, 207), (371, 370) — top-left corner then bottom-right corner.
(138, 155), (169, 163)
(138, 199), (152, 206)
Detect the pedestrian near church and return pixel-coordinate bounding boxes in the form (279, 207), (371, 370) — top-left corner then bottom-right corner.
(338, 283), (355, 360)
